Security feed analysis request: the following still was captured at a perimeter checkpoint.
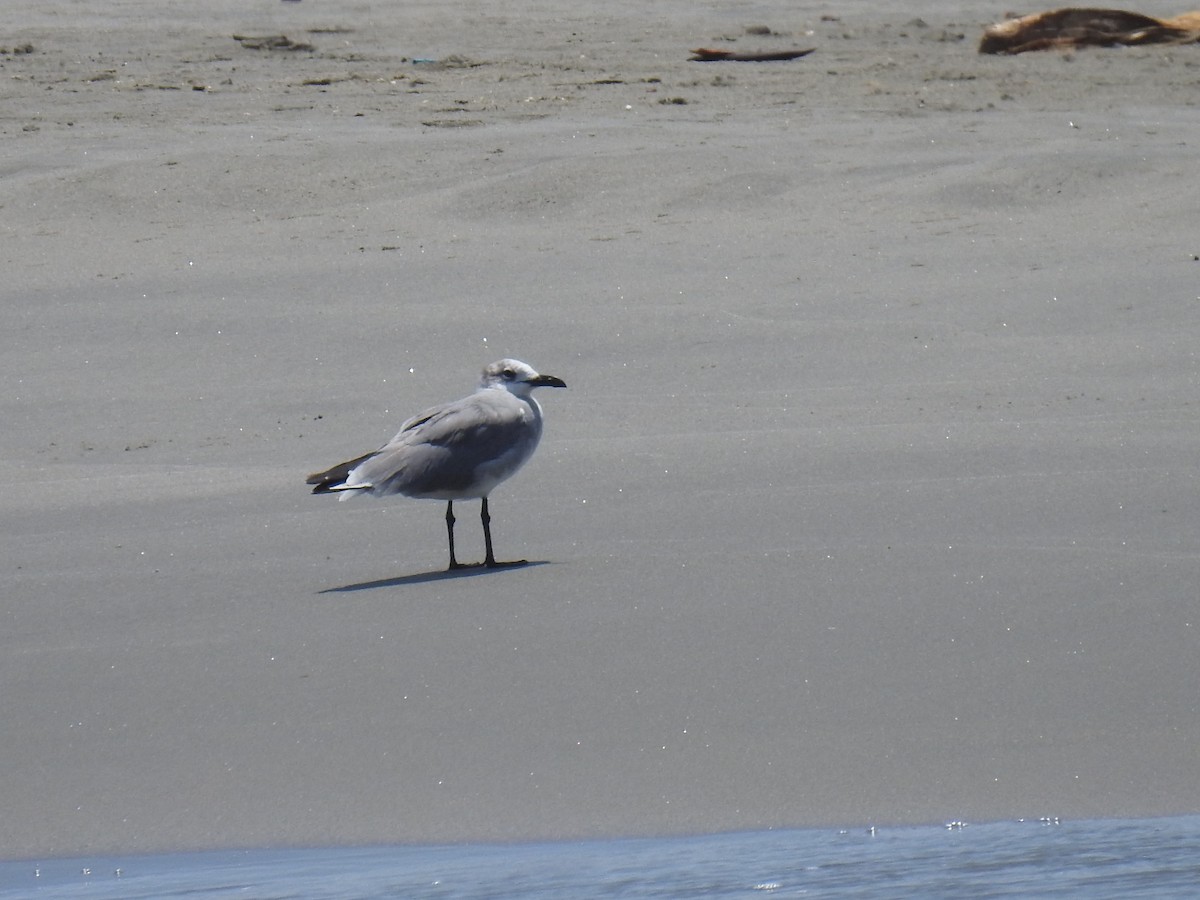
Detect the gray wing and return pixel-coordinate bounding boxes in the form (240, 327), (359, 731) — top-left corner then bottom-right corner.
(348, 391), (541, 498)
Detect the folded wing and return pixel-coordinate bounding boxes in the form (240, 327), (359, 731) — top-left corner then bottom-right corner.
(308, 392), (541, 500)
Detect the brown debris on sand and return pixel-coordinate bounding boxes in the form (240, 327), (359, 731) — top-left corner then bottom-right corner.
(232, 34), (315, 51)
(689, 47), (815, 61)
(979, 8), (1200, 54)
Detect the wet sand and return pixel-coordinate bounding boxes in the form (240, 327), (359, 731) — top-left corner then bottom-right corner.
(3, 0), (1199, 858)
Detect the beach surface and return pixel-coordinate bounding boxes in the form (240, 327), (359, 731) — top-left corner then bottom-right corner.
(3, 0), (1199, 858)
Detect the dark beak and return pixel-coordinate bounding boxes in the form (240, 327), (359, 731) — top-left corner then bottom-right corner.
(530, 374), (567, 388)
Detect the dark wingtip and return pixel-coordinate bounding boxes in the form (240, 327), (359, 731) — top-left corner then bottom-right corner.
(307, 451), (374, 493)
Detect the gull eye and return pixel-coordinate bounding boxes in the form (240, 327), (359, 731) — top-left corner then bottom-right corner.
(501, 368), (516, 381)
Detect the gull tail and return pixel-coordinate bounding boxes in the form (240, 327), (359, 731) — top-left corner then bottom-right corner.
(306, 452), (375, 495)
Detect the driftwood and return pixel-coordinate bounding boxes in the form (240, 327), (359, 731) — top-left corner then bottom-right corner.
(979, 8), (1200, 53)
(689, 47), (815, 62)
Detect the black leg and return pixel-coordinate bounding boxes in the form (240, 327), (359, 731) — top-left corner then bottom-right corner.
(481, 497), (527, 568)
(445, 500), (463, 570)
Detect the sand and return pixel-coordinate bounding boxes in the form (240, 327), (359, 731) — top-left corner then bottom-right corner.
(3, 0), (1199, 859)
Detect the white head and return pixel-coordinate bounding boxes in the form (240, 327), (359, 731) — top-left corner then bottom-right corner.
(479, 359), (567, 398)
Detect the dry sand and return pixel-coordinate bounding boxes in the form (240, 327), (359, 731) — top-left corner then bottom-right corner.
(3, 0), (1200, 859)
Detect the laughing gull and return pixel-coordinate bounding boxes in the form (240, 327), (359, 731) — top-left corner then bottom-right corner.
(307, 359), (566, 570)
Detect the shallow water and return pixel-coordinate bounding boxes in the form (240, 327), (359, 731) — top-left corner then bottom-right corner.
(4, 815), (1199, 898)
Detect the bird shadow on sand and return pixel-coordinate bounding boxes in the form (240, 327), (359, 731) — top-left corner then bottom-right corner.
(319, 560), (551, 593)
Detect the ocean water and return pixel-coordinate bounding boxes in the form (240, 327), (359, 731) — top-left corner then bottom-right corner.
(3, 815), (1199, 899)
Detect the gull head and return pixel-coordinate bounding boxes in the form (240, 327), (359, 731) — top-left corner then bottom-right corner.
(479, 358), (567, 397)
